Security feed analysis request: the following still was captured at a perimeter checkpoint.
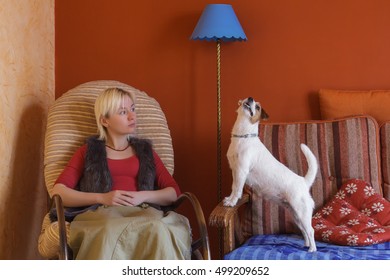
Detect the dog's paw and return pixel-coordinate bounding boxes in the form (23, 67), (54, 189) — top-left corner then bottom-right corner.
(223, 196), (239, 207)
(308, 245), (317, 253)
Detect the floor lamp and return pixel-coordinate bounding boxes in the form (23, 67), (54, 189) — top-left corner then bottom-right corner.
(190, 4), (247, 258)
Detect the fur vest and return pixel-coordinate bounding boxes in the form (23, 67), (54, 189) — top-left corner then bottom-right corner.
(78, 136), (157, 193)
(49, 136), (157, 222)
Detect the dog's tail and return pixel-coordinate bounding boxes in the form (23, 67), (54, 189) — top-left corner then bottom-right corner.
(300, 143), (318, 189)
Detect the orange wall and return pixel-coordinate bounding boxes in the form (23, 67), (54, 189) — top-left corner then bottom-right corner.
(55, 0), (390, 259)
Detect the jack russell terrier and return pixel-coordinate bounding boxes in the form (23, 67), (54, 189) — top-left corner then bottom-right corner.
(224, 97), (318, 252)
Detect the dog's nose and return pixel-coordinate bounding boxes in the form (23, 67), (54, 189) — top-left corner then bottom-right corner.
(248, 97), (254, 103)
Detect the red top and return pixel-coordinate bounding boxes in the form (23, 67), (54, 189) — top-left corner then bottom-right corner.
(55, 144), (181, 196)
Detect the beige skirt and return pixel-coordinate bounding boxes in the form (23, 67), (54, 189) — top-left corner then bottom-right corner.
(70, 205), (192, 260)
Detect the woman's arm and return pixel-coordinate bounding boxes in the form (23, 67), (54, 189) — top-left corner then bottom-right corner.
(52, 183), (102, 207)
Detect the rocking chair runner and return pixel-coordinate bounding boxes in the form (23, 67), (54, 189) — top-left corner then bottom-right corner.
(38, 80), (210, 260)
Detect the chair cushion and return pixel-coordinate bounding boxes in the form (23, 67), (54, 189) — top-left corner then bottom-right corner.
(319, 89), (390, 125)
(312, 179), (390, 246)
(224, 234), (390, 260)
(38, 213), (70, 259)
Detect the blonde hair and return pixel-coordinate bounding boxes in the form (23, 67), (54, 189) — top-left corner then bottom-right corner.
(94, 87), (136, 141)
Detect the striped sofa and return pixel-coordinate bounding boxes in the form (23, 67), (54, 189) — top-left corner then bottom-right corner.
(210, 115), (390, 259)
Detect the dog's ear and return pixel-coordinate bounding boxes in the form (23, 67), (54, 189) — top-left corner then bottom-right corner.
(255, 102), (269, 120)
(261, 108), (269, 120)
(238, 100), (243, 106)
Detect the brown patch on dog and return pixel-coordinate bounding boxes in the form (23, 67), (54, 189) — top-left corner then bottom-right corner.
(251, 102), (269, 124)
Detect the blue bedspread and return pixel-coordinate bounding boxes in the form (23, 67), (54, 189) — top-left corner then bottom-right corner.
(224, 234), (390, 260)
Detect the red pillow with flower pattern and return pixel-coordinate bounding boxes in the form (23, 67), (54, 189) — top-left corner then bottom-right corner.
(312, 179), (390, 246)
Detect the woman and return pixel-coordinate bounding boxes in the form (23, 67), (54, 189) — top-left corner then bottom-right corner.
(51, 87), (191, 259)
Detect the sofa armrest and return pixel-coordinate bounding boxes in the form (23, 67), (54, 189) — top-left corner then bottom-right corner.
(209, 193), (250, 255)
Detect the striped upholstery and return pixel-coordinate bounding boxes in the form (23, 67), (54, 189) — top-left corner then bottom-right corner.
(38, 215), (70, 259)
(242, 116), (382, 237)
(380, 122), (390, 201)
(39, 80), (174, 258)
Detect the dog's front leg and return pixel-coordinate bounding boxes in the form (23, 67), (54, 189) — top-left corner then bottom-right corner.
(223, 167), (248, 207)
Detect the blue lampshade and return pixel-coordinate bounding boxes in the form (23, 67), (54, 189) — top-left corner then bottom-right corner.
(190, 4), (247, 42)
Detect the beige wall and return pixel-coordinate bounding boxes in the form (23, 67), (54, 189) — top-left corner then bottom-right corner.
(0, 0), (54, 259)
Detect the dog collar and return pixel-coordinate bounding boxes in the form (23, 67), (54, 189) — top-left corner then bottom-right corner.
(231, 133), (258, 138)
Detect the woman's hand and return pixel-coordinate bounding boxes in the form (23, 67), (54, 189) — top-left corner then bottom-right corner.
(100, 190), (145, 206)
(101, 188), (177, 207)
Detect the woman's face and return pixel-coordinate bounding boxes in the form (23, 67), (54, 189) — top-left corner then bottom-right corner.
(102, 95), (136, 137)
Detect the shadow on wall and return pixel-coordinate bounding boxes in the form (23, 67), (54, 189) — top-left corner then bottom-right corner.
(1, 103), (48, 259)
(308, 91), (321, 120)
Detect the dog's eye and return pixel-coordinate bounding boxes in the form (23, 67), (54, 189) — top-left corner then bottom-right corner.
(255, 104), (260, 111)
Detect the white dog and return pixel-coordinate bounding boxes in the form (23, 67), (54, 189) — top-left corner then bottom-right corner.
(224, 97), (318, 252)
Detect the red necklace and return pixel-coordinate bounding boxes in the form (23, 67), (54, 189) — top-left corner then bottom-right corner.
(105, 144), (129, 152)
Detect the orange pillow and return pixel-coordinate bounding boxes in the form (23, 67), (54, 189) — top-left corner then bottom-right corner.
(319, 89), (390, 125)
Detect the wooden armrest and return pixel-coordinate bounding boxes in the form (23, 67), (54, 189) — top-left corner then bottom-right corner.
(165, 192), (211, 260)
(50, 194), (71, 260)
(209, 193), (250, 227)
(208, 193), (250, 255)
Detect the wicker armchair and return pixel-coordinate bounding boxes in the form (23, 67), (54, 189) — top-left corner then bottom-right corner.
(38, 80), (210, 260)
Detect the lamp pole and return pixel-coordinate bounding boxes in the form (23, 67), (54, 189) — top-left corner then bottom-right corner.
(216, 39), (222, 203)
